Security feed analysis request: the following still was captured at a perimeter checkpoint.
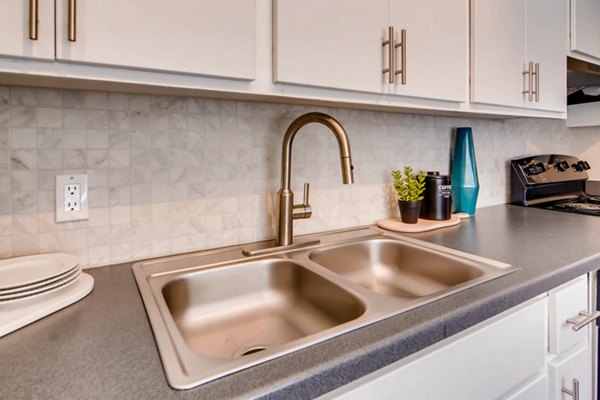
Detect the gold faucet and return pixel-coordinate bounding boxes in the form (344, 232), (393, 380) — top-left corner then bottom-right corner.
(277, 112), (354, 246)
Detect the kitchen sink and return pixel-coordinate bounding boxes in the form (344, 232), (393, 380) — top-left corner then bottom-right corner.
(309, 238), (485, 298)
(161, 259), (365, 359)
(132, 227), (519, 389)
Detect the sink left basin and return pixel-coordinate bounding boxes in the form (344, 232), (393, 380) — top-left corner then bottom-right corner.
(133, 254), (367, 389)
(162, 259), (365, 359)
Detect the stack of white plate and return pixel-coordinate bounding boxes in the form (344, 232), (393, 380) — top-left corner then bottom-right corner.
(0, 254), (81, 303)
(0, 253), (94, 337)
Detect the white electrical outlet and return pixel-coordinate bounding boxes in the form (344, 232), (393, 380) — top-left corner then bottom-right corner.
(56, 174), (89, 222)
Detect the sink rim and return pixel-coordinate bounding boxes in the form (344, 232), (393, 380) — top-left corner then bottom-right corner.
(132, 226), (520, 389)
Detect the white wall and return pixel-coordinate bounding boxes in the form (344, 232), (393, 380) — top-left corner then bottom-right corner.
(1, 85), (600, 267)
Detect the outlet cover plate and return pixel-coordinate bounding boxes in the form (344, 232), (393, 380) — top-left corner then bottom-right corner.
(56, 174), (89, 222)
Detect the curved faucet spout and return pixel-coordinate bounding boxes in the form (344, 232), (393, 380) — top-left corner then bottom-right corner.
(277, 112), (355, 246)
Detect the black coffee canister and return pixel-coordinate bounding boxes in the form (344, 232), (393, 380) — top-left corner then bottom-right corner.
(420, 171), (452, 220)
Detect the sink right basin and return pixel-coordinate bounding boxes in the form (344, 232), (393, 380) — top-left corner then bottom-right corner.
(309, 238), (488, 299)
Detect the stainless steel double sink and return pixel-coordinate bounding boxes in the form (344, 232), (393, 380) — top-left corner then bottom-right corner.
(132, 227), (519, 389)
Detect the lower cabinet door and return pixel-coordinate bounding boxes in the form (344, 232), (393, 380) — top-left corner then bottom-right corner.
(505, 373), (548, 400)
(548, 343), (593, 400)
(319, 298), (547, 400)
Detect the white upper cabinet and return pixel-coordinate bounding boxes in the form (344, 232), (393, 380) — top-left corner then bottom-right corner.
(471, 0), (527, 108)
(274, 0), (468, 102)
(388, 0), (468, 102)
(471, 0), (566, 112)
(274, 0), (388, 94)
(570, 0), (600, 60)
(526, 0), (567, 112)
(0, 0), (54, 60)
(55, 0), (256, 80)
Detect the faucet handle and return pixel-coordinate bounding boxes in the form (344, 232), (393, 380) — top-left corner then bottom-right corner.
(303, 182), (310, 205)
(292, 182), (312, 219)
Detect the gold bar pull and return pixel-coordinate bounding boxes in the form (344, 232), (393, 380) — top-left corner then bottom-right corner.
(534, 63), (539, 102)
(394, 29), (406, 85)
(28, 0), (38, 40)
(382, 26), (394, 84)
(522, 62), (533, 101)
(68, 0), (77, 42)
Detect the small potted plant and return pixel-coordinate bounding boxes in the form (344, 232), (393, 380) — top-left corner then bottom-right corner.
(392, 167), (426, 224)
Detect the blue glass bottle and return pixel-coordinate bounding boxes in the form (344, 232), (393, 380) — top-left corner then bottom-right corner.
(451, 127), (479, 215)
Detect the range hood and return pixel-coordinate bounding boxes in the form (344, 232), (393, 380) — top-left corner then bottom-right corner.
(567, 56), (600, 127)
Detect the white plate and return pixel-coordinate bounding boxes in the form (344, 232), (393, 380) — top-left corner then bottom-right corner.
(0, 273), (94, 338)
(0, 269), (81, 303)
(0, 253), (79, 291)
(0, 264), (80, 295)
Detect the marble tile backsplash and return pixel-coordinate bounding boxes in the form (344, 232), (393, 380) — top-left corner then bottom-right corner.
(0, 85), (595, 267)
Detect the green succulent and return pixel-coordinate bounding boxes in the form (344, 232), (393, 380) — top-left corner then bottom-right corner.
(391, 167), (426, 202)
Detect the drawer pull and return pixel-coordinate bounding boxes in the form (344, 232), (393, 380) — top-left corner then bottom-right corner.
(566, 310), (600, 331)
(28, 0), (38, 40)
(68, 0), (77, 42)
(394, 29), (406, 85)
(382, 26), (395, 84)
(533, 62), (539, 102)
(561, 378), (579, 400)
(522, 61), (533, 101)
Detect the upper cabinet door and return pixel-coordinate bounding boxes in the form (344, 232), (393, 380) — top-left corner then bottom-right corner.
(388, 0), (468, 102)
(471, 0), (527, 108)
(0, 0), (54, 60)
(274, 0), (388, 94)
(55, 0), (256, 80)
(526, 0), (567, 112)
(570, 0), (600, 60)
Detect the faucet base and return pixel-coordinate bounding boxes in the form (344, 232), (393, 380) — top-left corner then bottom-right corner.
(242, 238), (321, 257)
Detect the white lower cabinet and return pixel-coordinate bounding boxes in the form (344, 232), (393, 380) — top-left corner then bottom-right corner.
(319, 297), (548, 400)
(549, 344), (593, 400)
(506, 373), (548, 400)
(321, 273), (596, 400)
(547, 275), (594, 400)
(549, 276), (589, 355)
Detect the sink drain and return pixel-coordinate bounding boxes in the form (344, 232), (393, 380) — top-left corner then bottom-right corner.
(240, 346), (267, 356)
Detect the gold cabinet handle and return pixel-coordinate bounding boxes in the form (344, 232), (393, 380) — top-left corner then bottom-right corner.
(68, 0), (77, 42)
(382, 26), (395, 84)
(534, 63), (539, 102)
(28, 0), (38, 40)
(561, 378), (579, 400)
(394, 29), (406, 85)
(522, 62), (533, 101)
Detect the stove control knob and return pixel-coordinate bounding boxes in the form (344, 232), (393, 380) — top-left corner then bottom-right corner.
(555, 161), (569, 172)
(572, 161), (588, 172)
(525, 163), (544, 175)
(535, 162), (546, 172)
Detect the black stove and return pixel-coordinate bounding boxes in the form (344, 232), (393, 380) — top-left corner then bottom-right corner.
(510, 154), (599, 216)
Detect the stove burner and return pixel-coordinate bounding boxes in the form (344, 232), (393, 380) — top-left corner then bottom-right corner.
(588, 196), (600, 205)
(556, 202), (600, 212)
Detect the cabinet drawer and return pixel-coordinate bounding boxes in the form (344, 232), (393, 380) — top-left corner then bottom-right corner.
(549, 276), (589, 354)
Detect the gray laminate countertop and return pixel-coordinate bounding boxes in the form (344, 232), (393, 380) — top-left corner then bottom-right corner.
(2, 205), (600, 400)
